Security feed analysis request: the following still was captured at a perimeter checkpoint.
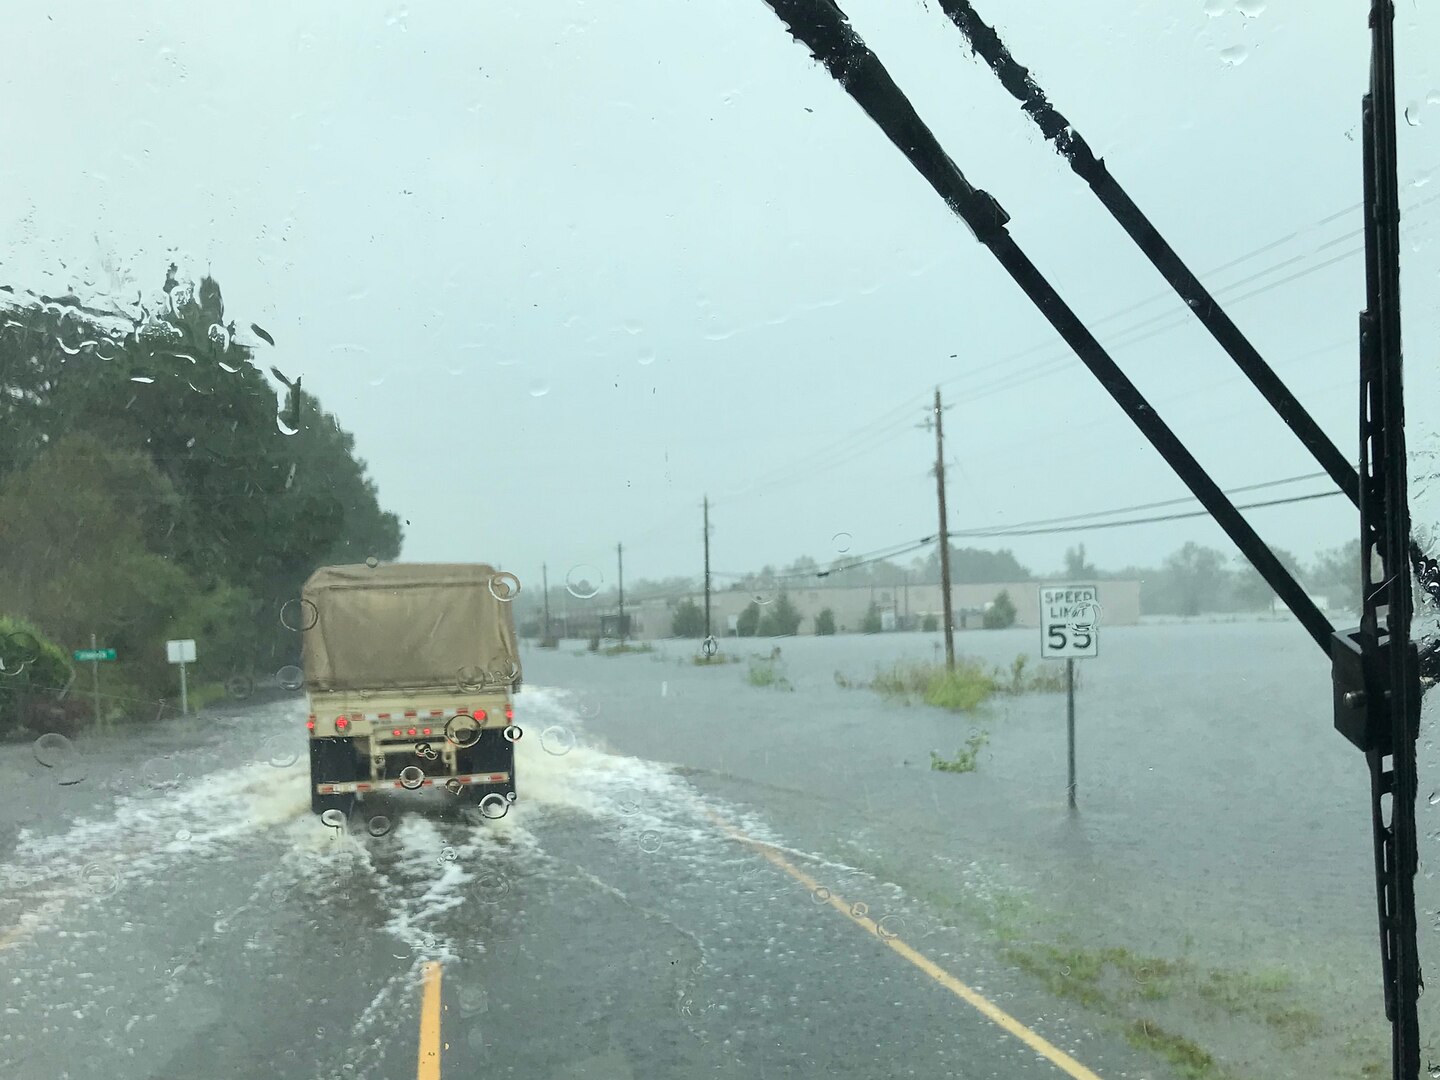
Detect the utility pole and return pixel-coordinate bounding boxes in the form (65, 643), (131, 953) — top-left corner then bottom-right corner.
(925, 387), (956, 671)
(703, 496), (712, 639)
(541, 563), (551, 641)
(617, 542), (625, 644)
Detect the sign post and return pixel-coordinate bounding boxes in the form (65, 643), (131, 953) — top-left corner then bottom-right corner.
(166, 639), (197, 717)
(1039, 584), (1100, 810)
(73, 636), (118, 727)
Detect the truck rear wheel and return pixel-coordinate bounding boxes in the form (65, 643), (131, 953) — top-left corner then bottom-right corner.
(310, 737), (359, 818)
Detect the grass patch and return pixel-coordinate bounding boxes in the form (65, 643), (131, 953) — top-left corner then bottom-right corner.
(1126, 1018), (1215, 1080)
(851, 653), (1070, 712)
(692, 653), (740, 666)
(746, 657), (792, 691)
(929, 731), (989, 773)
(599, 642), (654, 656)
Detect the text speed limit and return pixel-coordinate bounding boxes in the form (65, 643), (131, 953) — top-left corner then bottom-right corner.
(1039, 584), (1100, 659)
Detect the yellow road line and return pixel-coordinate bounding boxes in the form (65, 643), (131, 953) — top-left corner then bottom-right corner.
(417, 960), (443, 1080)
(709, 814), (1104, 1080)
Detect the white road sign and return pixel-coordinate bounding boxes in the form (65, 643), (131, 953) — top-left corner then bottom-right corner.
(1039, 585), (1099, 659)
(166, 638), (197, 664)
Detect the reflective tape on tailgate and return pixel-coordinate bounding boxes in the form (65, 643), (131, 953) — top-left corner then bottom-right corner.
(315, 772), (511, 795)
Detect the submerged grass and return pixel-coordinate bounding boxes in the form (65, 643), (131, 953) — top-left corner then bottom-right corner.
(929, 731), (988, 773)
(854, 653), (1071, 713)
(747, 656), (793, 690)
(599, 642), (654, 656)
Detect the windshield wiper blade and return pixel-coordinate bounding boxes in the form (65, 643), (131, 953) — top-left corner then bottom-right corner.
(757, 0), (1331, 652)
(930, 0), (1362, 508)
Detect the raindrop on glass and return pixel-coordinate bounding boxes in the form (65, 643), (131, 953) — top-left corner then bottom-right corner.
(566, 565), (603, 599)
(276, 414), (299, 436)
(528, 378), (550, 398)
(832, 532), (853, 554)
(367, 816), (392, 837)
(365, 556), (379, 569)
(638, 830), (662, 854)
(1234, 0), (1265, 16)
(1218, 44), (1248, 67)
(276, 665), (304, 692)
(33, 732), (77, 771)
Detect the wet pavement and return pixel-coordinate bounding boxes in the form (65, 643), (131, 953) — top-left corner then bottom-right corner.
(0, 623), (1405, 1078)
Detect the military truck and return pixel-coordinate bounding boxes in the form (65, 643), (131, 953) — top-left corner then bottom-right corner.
(300, 562), (523, 819)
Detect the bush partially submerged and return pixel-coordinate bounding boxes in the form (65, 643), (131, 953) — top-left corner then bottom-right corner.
(853, 653), (1070, 713)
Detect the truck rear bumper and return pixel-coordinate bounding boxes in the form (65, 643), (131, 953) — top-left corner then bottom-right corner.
(315, 771), (511, 795)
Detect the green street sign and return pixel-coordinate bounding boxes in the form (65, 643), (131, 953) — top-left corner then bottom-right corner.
(73, 648), (117, 662)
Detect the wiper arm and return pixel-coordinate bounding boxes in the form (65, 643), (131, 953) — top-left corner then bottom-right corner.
(758, 0), (1332, 651)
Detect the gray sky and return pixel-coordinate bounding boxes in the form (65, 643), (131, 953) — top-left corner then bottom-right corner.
(2, 1), (1438, 588)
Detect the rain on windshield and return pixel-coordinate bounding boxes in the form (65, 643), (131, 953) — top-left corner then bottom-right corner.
(1, 3), (1438, 1079)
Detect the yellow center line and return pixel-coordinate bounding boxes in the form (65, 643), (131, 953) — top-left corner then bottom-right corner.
(417, 959), (443, 1080)
(708, 812), (1105, 1080)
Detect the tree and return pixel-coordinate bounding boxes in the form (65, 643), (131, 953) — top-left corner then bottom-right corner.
(814, 608), (836, 635)
(914, 546), (1032, 584)
(1310, 540), (1362, 615)
(983, 590), (1017, 629)
(671, 599), (705, 638)
(1161, 542), (1227, 617)
(736, 601), (761, 637)
(861, 601), (882, 634)
(1230, 546), (1306, 611)
(758, 591), (803, 636)
(922, 613), (939, 632)
(1064, 544), (1098, 578)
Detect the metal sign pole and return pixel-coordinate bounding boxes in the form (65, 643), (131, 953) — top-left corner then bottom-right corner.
(90, 632), (101, 728)
(179, 661), (189, 717)
(1066, 657), (1076, 810)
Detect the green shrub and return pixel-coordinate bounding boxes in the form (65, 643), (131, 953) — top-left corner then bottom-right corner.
(758, 592), (802, 636)
(861, 601), (883, 634)
(736, 602), (760, 638)
(671, 599), (705, 638)
(930, 731), (988, 773)
(921, 613), (939, 632)
(0, 615), (84, 740)
(747, 656), (792, 690)
(983, 589), (1017, 629)
(814, 608), (836, 636)
(870, 659), (995, 712)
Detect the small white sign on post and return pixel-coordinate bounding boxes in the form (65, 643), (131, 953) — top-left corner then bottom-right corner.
(165, 639), (197, 717)
(166, 639), (196, 664)
(1038, 585), (1100, 659)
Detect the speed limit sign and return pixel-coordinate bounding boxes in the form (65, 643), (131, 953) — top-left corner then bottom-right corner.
(1039, 585), (1100, 659)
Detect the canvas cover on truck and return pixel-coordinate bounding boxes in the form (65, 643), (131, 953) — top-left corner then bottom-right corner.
(301, 563), (522, 693)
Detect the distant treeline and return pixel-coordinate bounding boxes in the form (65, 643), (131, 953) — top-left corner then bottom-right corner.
(0, 270), (401, 735)
(512, 540), (1362, 630)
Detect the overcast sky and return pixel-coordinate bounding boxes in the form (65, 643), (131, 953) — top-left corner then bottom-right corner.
(2, 1), (1438, 589)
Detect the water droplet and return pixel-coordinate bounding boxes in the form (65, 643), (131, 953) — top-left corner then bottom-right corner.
(615, 785), (644, 815)
(539, 725), (576, 755)
(528, 378), (550, 398)
(1201, 0), (1226, 15)
(365, 556), (379, 569)
(487, 572), (520, 601)
(78, 863), (121, 897)
(399, 765), (425, 790)
(479, 793), (509, 819)
(33, 732), (77, 771)
(320, 809), (347, 830)
(276, 665), (304, 691)
(279, 598), (319, 632)
(439, 846), (459, 863)
(175, 829), (192, 842)
(250, 323), (275, 346)
(276, 414), (299, 436)
(638, 349), (656, 366)
(850, 901), (869, 918)
(473, 871), (509, 904)
(262, 734), (299, 769)
(1234, 0), (1265, 16)
(832, 531), (853, 553)
(812, 886), (831, 903)
(1405, 106), (1422, 128)
(1219, 44), (1249, 67)
(207, 323), (230, 350)
(131, 375), (156, 384)
(566, 565), (603, 599)
(367, 815), (392, 837)
(638, 830), (662, 854)
(1429, 791), (1439, 806)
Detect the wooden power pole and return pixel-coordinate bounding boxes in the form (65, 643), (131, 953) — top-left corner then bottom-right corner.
(931, 388), (956, 671)
(703, 496), (712, 639)
(616, 542), (625, 644)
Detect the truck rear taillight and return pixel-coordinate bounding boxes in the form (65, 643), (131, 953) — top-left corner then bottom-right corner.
(408, 727), (417, 736)
(505, 706), (514, 720)
(422, 727), (432, 736)
(306, 719), (315, 731)
(393, 728), (402, 737)
(476, 710), (487, 721)
(335, 716), (349, 732)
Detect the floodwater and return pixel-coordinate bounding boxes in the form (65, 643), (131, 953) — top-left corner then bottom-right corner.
(527, 618), (1406, 1072)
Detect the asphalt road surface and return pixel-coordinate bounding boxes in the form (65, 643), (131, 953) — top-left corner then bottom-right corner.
(0, 641), (1366, 1079)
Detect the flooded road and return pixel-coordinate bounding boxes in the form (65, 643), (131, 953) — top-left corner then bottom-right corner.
(0, 619), (1405, 1078)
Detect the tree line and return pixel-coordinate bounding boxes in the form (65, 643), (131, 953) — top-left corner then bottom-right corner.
(0, 270), (401, 735)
